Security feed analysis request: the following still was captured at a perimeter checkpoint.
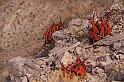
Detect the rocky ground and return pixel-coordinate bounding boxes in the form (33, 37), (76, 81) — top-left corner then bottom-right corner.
(0, 0), (124, 82)
(0, 0), (113, 69)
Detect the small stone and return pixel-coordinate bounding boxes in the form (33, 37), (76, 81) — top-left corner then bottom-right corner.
(67, 18), (87, 39)
(21, 76), (28, 82)
(75, 46), (82, 55)
(114, 42), (122, 50)
(84, 73), (106, 82)
(85, 59), (97, 67)
(99, 54), (113, 66)
(92, 67), (106, 78)
(119, 54), (124, 60)
(69, 18), (82, 26)
(61, 50), (74, 66)
(6, 57), (45, 82)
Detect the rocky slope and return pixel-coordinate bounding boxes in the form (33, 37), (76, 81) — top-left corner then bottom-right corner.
(0, 0), (124, 82)
(0, 0), (114, 71)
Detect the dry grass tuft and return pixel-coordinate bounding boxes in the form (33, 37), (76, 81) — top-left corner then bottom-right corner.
(48, 70), (86, 82)
(59, 0), (93, 22)
(57, 0), (113, 22)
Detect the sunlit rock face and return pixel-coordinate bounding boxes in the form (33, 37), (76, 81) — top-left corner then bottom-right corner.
(0, 0), (114, 78)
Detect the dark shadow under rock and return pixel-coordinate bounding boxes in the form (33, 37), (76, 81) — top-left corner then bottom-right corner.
(35, 42), (55, 58)
(113, 72), (124, 81)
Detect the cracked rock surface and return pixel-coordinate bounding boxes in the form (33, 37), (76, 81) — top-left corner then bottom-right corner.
(0, 0), (124, 82)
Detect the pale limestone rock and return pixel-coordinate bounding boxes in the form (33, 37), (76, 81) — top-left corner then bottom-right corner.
(75, 46), (82, 55)
(99, 54), (113, 66)
(81, 44), (94, 59)
(6, 57), (44, 82)
(69, 18), (82, 26)
(84, 73), (106, 82)
(21, 76), (28, 82)
(94, 32), (124, 46)
(61, 50), (74, 66)
(67, 18), (86, 38)
(52, 30), (78, 46)
(114, 42), (122, 50)
(92, 67), (106, 77)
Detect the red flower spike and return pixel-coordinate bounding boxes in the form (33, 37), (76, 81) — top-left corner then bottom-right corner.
(60, 57), (86, 79)
(99, 18), (106, 37)
(89, 13), (112, 43)
(92, 31), (102, 41)
(90, 18), (99, 34)
(43, 19), (64, 44)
